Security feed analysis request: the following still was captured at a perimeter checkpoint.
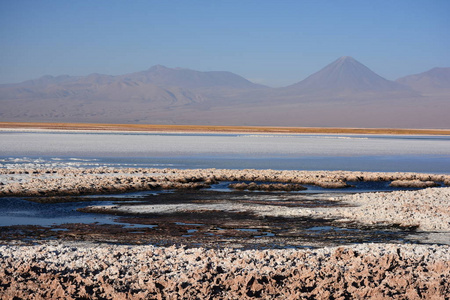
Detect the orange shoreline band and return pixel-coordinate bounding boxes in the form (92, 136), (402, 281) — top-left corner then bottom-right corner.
(0, 122), (449, 135)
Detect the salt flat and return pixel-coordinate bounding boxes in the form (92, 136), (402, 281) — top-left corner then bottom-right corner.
(1, 130), (450, 173)
(1, 130), (449, 298)
(2, 131), (450, 157)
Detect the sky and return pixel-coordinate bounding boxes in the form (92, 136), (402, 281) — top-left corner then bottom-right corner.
(0, 0), (449, 87)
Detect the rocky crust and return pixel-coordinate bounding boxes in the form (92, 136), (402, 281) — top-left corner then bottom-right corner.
(390, 180), (440, 188)
(85, 186), (450, 238)
(0, 242), (448, 299)
(1, 167), (449, 197)
(2, 167), (449, 241)
(242, 187), (450, 233)
(336, 188), (450, 232)
(1, 167), (450, 298)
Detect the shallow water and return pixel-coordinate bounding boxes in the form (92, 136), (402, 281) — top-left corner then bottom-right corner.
(1, 131), (450, 173)
(0, 180), (437, 228)
(0, 131), (449, 247)
(0, 197), (117, 227)
(0, 189), (427, 248)
(211, 180), (444, 193)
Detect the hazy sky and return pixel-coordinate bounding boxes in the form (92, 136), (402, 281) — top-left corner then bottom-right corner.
(1, 0), (449, 87)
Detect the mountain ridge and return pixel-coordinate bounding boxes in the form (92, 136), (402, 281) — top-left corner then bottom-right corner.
(396, 67), (450, 93)
(0, 57), (448, 128)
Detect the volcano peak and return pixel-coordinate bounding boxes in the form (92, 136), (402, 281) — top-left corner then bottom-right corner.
(287, 56), (407, 94)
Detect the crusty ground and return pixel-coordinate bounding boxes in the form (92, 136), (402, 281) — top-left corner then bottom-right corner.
(2, 168), (449, 236)
(0, 242), (449, 299)
(1, 167), (449, 298)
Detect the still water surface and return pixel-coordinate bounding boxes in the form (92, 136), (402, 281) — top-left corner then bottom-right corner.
(0, 131), (449, 232)
(1, 130), (449, 173)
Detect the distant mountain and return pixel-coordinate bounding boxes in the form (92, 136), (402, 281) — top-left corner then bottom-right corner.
(0, 65), (268, 110)
(284, 56), (409, 95)
(0, 78), (198, 107)
(119, 65), (266, 90)
(0, 58), (449, 128)
(396, 67), (450, 93)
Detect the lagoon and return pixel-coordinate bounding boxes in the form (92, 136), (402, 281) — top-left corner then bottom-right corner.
(1, 130), (450, 173)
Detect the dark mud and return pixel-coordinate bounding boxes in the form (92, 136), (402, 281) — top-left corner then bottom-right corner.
(0, 190), (422, 249)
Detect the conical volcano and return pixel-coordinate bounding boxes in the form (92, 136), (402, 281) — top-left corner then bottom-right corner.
(286, 56), (407, 94)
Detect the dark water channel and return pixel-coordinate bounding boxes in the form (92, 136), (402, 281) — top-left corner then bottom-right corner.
(0, 182), (439, 248)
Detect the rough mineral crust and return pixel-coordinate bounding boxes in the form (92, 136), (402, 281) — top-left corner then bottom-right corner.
(1, 167), (449, 197)
(0, 242), (448, 299)
(240, 186), (450, 232)
(389, 180), (440, 188)
(2, 167), (449, 238)
(336, 187), (450, 231)
(1, 167), (450, 298)
(88, 186), (450, 240)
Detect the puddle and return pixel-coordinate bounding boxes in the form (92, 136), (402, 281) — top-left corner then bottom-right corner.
(237, 228), (259, 232)
(182, 229), (199, 238)
(0, 197), (118, 227)
(255, 232), (275, 238)
(50, 228), (69, 232)
(81, 190), (174, 199)
(307, 226), (358, 232)
(209, 180), (445, 194)
(119, 223), (158, 229)
(0, 187), (442, 249)
(175, 222), (204, 226)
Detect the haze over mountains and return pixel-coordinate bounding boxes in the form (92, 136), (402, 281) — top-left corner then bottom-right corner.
(285, 56), (408, 94)
(396, 67), (450, 93)
(1, 56), (449, 128)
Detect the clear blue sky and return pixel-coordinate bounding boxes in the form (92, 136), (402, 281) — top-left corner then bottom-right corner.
(1, 0), (449, 87)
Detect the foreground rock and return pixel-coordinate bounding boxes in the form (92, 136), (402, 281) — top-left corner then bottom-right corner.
(0, 242), (448, 299)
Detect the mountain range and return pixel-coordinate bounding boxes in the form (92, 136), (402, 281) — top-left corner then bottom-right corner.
(1, 56), (449, 128)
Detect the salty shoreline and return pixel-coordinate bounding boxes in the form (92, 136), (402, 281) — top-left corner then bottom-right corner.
(1, 168), (449, 235)
(1, 121), (450, 135)
(1, 167), (449, 298)
(2, 167), (450, 197)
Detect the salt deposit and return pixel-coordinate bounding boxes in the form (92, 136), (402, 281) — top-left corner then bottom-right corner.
(1, 167), (450, 298)
(0, 242), (448, 299)
(1, 167), (449, 197)
(2, 132), (450, 157)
